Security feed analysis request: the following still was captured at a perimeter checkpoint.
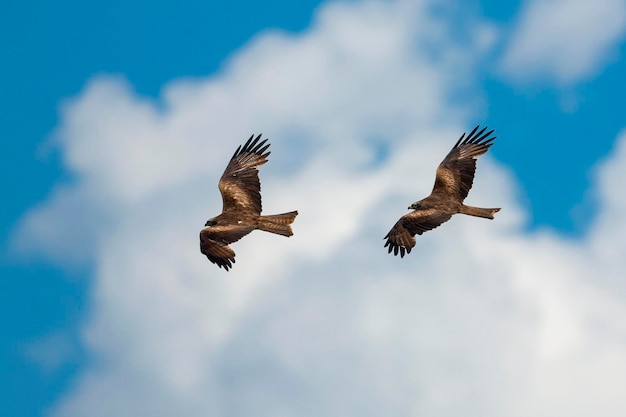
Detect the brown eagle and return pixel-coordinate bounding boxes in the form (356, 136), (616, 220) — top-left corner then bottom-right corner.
(200, 134), (298, 270)
(384, 125), (500, 257)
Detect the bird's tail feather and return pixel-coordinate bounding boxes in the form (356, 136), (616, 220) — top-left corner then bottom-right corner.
(460, 205), (500, 219)
(258, 211), (298, 237)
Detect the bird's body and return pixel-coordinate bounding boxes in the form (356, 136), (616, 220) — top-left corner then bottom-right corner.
(200, 134), (298, 270)
(384, 126), (500, 257)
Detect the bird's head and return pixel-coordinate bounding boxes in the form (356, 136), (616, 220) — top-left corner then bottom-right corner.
(205, 218), (218, 227)
(408, 201), (422, 210)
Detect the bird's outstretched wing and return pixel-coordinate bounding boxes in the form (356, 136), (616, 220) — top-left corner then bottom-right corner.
(200, 238), (236, 271)
(200, 224), (255, 271)
(431, 125), (496, 202)
(218, 134), (271, 215)
(384, 211), (453, 257)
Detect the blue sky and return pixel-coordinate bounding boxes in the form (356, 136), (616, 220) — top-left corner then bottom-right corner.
(2, 0), (626, 416)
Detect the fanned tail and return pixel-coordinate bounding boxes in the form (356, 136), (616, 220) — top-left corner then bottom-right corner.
(257, 211), (298, 237)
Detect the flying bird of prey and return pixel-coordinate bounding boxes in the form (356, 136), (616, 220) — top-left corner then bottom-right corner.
(384, 125), (500, 257)
(200, 134), (298, 270)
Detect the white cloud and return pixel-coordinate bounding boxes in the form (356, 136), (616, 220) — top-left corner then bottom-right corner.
(500, 0), (626, 85)
(13, 0), (626, 416)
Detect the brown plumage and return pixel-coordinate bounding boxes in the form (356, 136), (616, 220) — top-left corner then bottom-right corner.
(384, 125), (501, 257)
(200, 134), (298, 270)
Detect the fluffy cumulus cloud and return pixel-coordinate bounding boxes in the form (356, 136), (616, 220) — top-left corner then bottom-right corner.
(500, 0), (626, 85)
(14, 0), (626, 416)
